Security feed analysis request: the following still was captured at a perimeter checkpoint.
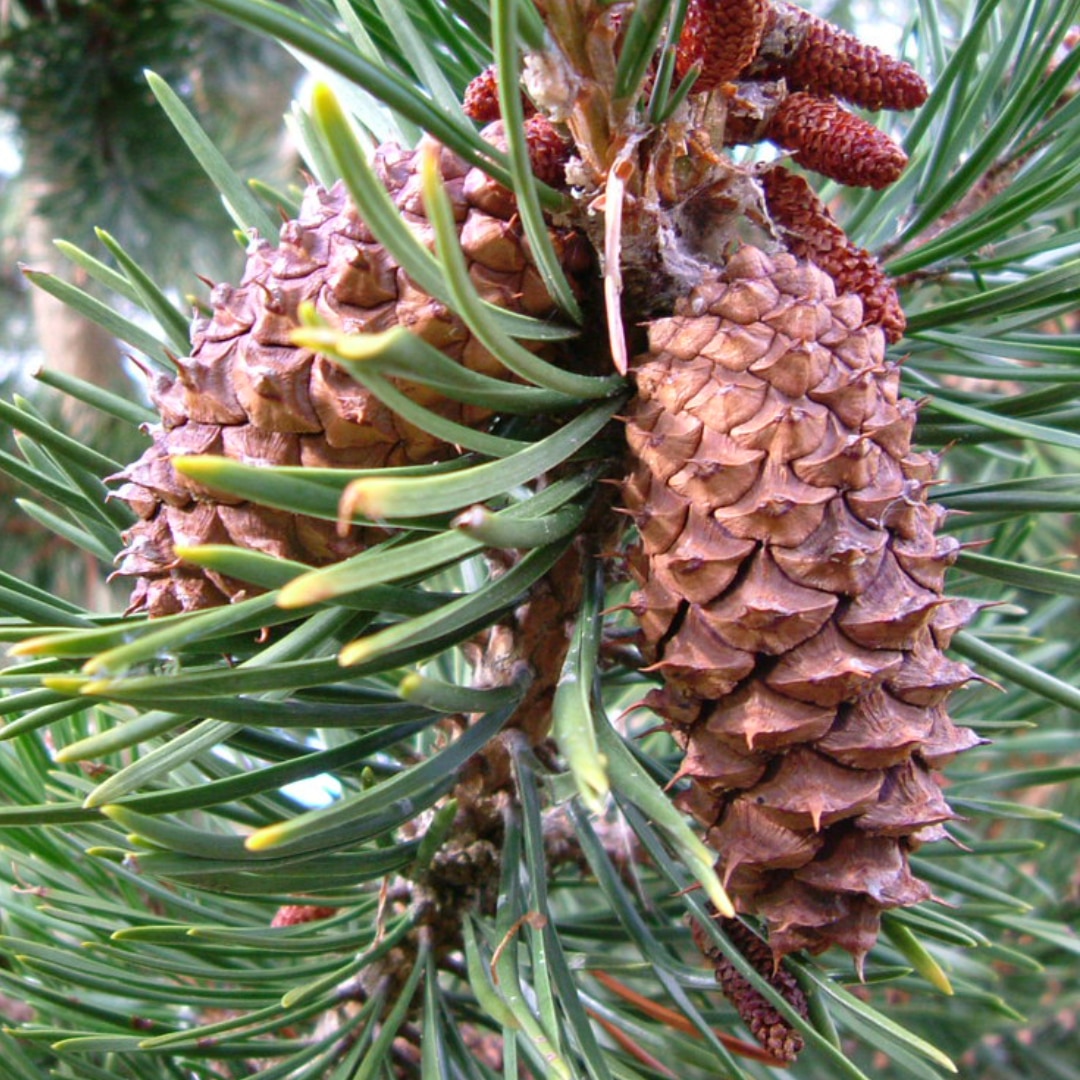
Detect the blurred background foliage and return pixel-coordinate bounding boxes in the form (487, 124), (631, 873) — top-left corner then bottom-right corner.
(0, 0), (303, 606)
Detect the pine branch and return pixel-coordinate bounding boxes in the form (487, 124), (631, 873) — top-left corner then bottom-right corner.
(0, 2), (1078, 1079)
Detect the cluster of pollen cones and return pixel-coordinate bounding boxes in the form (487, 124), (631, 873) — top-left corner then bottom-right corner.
(100, 0), (983, 1058)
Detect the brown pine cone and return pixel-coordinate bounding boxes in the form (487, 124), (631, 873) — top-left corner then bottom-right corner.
(623, 246), (980, 964)
(112, 130), (585, 616)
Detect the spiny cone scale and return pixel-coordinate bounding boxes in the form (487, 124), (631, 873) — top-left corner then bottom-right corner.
(112, 129), (585, 616)
(624, 245), (980, 964)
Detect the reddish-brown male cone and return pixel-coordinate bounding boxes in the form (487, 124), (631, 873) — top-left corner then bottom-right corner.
(623, 244), (981, 966)
(749, 0), (930, 112)
(673, 0), (923, 192)
(675, 0), (928, 114)
(761, 165), (907, 342)
(724, 91), (910, 189)
(675, 0), (770, 93)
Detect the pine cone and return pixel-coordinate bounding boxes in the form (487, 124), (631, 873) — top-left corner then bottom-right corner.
(749, 1), (929, 112)
(760, 92), (909, 189)
(691, 909), (809, 1062)
(623, 245), (981, 964)
(676, 0), (770, 93)
(112, 130), (584, 616)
